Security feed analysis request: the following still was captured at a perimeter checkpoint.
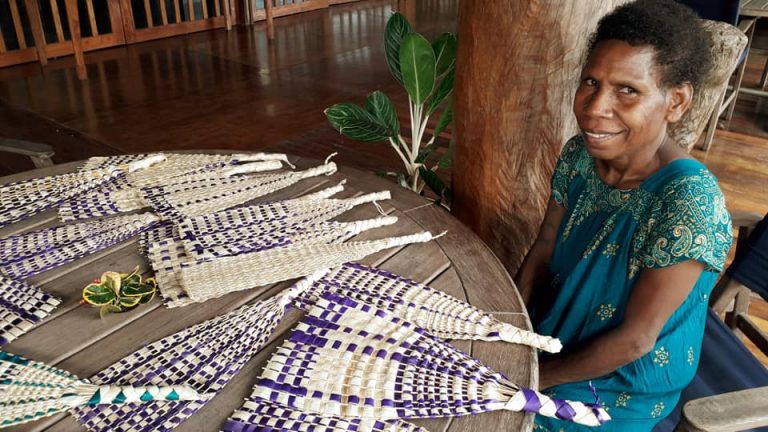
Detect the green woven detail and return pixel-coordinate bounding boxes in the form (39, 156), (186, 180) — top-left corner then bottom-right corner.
(166, 390), (179, 401)
(112, 391), (126, 404)
(87, 391), (101, 405)
(140, 391), (153, 402)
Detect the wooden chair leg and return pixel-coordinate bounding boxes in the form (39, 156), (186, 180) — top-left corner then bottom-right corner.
(726, 21), (755, 123)
(63, 0), (87, 80)
(700, 87), (726, 151)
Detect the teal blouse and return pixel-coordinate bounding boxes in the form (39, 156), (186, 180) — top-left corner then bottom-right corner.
(531, 135), (733, 432)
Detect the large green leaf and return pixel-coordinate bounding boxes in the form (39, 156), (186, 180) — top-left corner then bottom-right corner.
(365, 91), (399, 136)
(384, 13), (413, 84)
(119, 296), (141, 309)
(399, 33), (436, 106)
(122, 282), (156, 297)
(433, 102), (453, 137)
(432, 33), (457, 77)
(83, 284), (117, 306)
(324, 103), (392, 142)
(438, 138), (454, 169)
(426, 69), (454, 116)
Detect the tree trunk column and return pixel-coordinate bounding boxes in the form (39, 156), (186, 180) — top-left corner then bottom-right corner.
(452, 1), (629, 275)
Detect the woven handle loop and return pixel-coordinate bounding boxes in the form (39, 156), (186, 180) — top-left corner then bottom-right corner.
(505, 387), (610, 427)
(497, 323), (563, 353)
(233, 152), (296, 168)
(223, 160), (283, 176)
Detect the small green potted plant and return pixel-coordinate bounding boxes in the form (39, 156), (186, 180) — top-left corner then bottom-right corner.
(325, 12), (456, 205)
(82, 266), (157, 318)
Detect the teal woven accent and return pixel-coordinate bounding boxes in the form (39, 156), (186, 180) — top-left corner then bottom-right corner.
(112, 391), (126, 404)
(87, 392), (101, 405)
(140, 391), (153, 402)
(166, 390), (179, 401)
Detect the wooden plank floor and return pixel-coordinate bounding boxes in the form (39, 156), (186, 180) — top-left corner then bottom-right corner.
(0, 0), (766, 365)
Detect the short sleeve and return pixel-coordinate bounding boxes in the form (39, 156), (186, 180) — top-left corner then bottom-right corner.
(551, 135), (588, 209)
(639, 170), (733, 272)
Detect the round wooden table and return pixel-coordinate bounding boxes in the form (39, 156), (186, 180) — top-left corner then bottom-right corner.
(0, 156), (537, 432)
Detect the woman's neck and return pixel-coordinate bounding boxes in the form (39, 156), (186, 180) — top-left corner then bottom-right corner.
(595, 135), (686, 189)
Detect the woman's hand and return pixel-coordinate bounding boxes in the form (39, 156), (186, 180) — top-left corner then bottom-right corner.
(539, 259), (705, 390)
(515, 197), (566, 305)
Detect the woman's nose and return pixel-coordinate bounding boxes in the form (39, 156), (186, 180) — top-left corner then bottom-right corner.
(584, 90), (613, 118)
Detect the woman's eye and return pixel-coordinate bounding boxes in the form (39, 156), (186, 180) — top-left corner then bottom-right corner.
(582, 78), (597, 87)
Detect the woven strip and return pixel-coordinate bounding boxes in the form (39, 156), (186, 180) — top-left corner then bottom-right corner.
(0, 213), (160, 279)
(178, 231), (437, 304)
(0, 351), (205, 428)
(74, 290), (295, 432)
(183, 216), (398, 260)
(178, 187), (390, 240)
(292, 263), (561, 353)
(145, 162), (338, 221)
(0, 166), (123, 228)
(60, 160), (284, 221)
(0, 275), (60, 346)
(253, 292), (610, 427)
(223, 398), (427, 432)
(138, 221), (176, 256)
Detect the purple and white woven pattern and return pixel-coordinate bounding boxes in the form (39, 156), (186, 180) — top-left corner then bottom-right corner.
(223, 398), (427, 432)
(254, 293), (609, 427)
(0, 165), (124, 228)
(0, 275), (60, 345)
(143, 162), (337, 221)
(177, 188), (390, 240)
(182, 217), (398, 260)
(292, 263), (562, 353)
(0, 213), (160, 279)
(146, 233), (192, 307)
(74, 293), (292, 432)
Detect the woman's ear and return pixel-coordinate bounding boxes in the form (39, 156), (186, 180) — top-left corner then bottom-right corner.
(665, 82), (694, 123)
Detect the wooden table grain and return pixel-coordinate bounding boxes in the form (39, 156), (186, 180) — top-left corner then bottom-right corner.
(0, 156), (537, 432)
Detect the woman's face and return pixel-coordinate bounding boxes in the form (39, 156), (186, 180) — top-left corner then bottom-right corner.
(573, 40), (681, 161)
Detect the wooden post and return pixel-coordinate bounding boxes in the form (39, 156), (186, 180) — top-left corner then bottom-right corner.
(64, 0), (88, 80)
(264, 0), (275, 39)
(452, 1), (629, 274)
(24, 0), (48, 65)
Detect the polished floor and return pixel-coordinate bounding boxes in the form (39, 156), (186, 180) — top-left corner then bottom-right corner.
(0, 0), (766, 365)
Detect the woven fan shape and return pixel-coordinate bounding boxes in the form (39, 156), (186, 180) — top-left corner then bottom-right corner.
(0, 275), (59, 346)
(0, 213), (160, 280)
(224, 398), (427, 432)
(0, 165), (123, 228)
(292, 263), (561, 353)
(0, 351), (205, 429)
(74, 290), (296, 432)
(253, 292), (610, 427)
(147, 217), (402, 308)
(144, 162), (338, 221)
(178, 231), (437, 304)
(61, 159), (284, 221)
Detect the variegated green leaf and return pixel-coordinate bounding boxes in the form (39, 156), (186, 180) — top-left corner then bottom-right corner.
(137, 291), (156, 305)
(365, 91), (399, 136)
(419, 166), (451, 204)
(83, 284), (117, 306)
(400, 33), (436, 106)
(384, 12), (413, 84)
(119, 296), (141, 308)
(122, 283), (155, 297)
(432, 33), (457, 77)
(325, 103), (392, 142)
(99, 271), (122, 294)
(426, 69), (454, 115)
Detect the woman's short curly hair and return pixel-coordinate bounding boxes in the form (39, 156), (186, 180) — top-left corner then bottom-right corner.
(588, 0), (712, 91)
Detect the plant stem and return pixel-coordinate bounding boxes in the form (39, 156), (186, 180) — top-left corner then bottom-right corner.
(389, 137), (412, 175)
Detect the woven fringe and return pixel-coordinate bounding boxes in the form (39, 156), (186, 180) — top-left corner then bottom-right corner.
(0, 275), (60, 346)
(292, 262), (562, 353)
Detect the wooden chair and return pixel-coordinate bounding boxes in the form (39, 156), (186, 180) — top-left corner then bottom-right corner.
(655, 212), (768, 432)
(0, 138), (55, 168)
(675, 0), (754, 151)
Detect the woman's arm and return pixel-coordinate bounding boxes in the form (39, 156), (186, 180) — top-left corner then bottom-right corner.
(515, 198), (566, 305)
(538, 259), (705, 390)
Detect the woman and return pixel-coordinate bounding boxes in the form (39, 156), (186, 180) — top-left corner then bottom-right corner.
(514, 1), (733, 430)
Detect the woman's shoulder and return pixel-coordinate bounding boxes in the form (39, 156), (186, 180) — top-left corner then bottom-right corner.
(556, 135), (593, 176)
